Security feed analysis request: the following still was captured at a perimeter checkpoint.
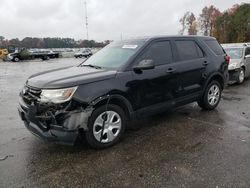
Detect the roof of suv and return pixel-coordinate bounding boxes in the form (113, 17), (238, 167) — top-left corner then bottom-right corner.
(123, 35), (216, 42)
(128, 35), (215, 40)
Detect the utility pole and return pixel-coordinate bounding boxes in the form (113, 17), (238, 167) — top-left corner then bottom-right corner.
(84, 1), (89, 40)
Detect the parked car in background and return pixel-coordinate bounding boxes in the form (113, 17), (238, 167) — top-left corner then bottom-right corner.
(18, 36), (228, 148)
(74, 48), (92, 58)
(7, 48), (60, 62)
(222, 43), (250, 84)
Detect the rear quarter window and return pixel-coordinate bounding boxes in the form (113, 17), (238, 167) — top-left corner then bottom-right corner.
(204, 39), (224, 55)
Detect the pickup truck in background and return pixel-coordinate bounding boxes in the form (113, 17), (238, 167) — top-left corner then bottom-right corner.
(7, 48), (60, 62)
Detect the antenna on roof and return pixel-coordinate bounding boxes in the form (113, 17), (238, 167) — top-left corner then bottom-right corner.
(84, 1), (89, 40)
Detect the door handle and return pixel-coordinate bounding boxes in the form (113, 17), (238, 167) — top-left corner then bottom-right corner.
(166, 67), (175, 73)
(203, 61), (208, 66)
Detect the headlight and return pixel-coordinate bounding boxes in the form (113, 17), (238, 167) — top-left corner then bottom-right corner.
(228, 62), (239, 70)
(40, 86), (78, 104)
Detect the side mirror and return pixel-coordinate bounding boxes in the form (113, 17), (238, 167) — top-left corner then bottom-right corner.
(245, 54), (250, 59)
(133, 59), (155, 71)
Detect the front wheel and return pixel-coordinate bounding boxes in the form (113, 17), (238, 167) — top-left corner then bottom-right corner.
(198, 80), (222, 110)
(85, 104), (126, 149)
(237, 68), (245, 84)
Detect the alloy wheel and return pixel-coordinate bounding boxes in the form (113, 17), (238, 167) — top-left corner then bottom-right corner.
(93, 111), (122, 143)
(207, 84), (220, 106)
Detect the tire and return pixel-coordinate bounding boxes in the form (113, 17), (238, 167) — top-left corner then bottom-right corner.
(198, 80), (222, 110)
(14, 57), (20, 62)
(85, 104), (126, 149)
(237, 68), (245, 84)
(41, 56), (50, 61)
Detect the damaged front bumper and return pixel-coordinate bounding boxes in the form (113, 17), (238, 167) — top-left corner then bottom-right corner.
(18, 88), (93, 145)
(228, 68), (240, 83)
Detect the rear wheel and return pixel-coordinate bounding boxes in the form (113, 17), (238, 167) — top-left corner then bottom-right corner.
(237, 68), (245, 84)
(85, 104), (126, 149)
(13, 57), (20, 62)
(198, 80), (222, 110)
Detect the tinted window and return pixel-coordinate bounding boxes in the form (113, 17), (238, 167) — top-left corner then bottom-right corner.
(245, 47), (250, 56)
(176, 40), (203, 61)
(204, 39), (224, 55)
(141, 41), (173, 65)
(197, 45), (204, 57)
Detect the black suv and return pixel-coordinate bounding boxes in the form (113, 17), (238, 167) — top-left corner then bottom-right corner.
(18, 36), (229, 148)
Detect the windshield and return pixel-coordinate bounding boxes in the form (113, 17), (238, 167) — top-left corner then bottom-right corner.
(81, 40), (145, 70)
(225, 48), (243, 59)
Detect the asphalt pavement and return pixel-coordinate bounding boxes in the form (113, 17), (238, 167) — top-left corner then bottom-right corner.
(0, 58), (249, 188)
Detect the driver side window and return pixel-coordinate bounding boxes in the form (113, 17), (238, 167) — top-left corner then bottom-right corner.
(140, 41), (173, 66)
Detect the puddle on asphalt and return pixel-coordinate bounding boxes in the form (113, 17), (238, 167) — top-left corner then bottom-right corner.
(222, 96), (242, 101)
(237, 124), (250, 132)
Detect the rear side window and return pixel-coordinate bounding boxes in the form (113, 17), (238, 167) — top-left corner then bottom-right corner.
(245, 47), (250, 56)
(204, 39), (224, 55)
(175, 40), (204, 61)
(141, 41), (173, 66)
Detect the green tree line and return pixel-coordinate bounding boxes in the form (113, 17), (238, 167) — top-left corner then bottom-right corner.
(0, 36), (111, 49)
(179, 3), (250, 43)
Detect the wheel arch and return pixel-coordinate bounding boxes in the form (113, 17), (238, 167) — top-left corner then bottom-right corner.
(241, 65), (246, 72)
(91, 94), (135, 120)
(204, 72), (225, 90)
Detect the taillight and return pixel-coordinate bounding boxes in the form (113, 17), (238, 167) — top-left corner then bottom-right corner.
(225, 55), (230, 64)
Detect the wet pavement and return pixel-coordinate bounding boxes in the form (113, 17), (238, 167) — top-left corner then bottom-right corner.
(0, 58), (250, 188)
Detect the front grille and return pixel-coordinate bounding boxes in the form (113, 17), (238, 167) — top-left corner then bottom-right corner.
(22, 86), (42, 105)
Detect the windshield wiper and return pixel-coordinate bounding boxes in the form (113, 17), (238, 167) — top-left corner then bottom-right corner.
(82, 64), (102, 69)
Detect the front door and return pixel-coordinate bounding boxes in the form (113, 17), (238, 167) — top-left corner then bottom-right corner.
(129, 40), (180, 112)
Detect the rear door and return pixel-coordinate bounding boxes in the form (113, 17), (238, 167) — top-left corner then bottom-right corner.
(173, 39), (207, 97)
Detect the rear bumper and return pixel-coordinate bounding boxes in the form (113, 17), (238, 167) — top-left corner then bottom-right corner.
(18, 98), (79, 145)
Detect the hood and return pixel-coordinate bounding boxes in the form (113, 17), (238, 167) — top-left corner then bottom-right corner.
(229, 59), (241, 64)
(27, 66), (117, 89)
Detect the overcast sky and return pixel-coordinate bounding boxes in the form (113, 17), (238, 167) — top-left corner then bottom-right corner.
(0, 0), (245, 41)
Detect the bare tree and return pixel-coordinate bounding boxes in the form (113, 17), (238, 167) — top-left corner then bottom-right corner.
(179, 12), (198, 35)
(187, 13), (198, 35)
(199, 5), (221, 36)
(179, 11), (190, 35)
